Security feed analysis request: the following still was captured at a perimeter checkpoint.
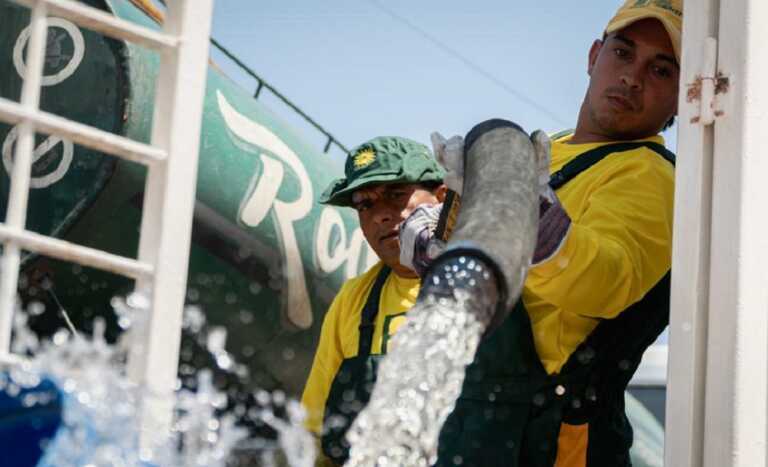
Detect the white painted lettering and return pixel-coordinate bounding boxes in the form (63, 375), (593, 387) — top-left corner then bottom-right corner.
(218, 90), (378, 330)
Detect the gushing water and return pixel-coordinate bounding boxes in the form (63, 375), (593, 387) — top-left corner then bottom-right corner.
(2, 294), (316, 467)
(345, 256), (500, 466)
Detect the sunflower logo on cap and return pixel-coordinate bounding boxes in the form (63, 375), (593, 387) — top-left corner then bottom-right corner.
(353, 148), (376, 169)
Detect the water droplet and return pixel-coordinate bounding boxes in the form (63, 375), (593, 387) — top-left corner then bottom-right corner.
(206, 327), (227, 353)
(53, 329), (69, 345)
(22, 393), (37, 407)
(571, 398), (582, 409)
(256, 390), (271, 406)
(577, 346), (596, 364)
(239, 310), (254, 324)
(618, 360), (632, 371)
(249, 282), (263, 295)
(28, 301), (45, 316)
(272, 390), (286, 406)
(186, 288), (200, 301)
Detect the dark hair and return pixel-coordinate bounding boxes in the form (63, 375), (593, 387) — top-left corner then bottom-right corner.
(419, 180), (444, 192)
(662, 116), (676, 131)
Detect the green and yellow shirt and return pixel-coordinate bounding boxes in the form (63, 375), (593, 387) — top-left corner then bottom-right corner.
(301, 262), (419, 435)
(302, 132), (674, 443)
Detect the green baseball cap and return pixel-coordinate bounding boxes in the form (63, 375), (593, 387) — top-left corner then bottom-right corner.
(320, 136), (445, 207)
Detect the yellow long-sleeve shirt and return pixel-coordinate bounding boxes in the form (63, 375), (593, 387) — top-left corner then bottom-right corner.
(301, 132), (674, 437)
(525, 133), (674, 373)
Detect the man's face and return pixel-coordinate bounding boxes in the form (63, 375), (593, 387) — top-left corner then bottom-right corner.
(352, 183), (444, 276)
(583, 18), (680, 140)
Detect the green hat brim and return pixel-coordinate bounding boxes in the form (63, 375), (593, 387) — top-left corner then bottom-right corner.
(319, 171), (443, 207)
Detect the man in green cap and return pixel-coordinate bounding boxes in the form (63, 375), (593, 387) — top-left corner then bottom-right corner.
(301, 136), (447, 465)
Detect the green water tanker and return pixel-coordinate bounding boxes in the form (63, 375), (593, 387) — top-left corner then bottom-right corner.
(0, 2), (665, 464)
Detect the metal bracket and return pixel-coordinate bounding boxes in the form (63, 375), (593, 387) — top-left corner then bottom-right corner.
(687, 37), (730, 125)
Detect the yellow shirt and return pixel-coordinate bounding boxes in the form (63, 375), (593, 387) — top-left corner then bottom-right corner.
(524, 133), (675, 374)
(301, 262), (419, 435)
(301, 132), (675, 442)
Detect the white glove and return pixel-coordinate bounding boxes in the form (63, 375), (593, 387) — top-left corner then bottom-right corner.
(430, 132), (464, 195)
(399, 203), (445, 276)
(530, 130), (556, 203)
(529, 130), (571, 265)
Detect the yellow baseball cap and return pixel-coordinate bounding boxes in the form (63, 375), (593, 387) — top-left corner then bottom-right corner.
(605, 0), (683, 62)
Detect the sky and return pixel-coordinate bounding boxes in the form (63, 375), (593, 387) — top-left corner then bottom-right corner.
(207, 1), (675, 347)
(209, 0), (677, 165)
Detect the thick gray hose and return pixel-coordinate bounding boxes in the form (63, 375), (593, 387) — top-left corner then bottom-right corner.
(344, 121), (540, 466)
(422, 119), (539, 332)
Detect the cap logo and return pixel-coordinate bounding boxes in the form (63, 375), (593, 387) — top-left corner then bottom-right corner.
(353, 148), (376, 170)
(630, 0), (682, 17)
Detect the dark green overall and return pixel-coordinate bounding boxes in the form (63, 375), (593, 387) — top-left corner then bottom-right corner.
(321, 142), (675, 467)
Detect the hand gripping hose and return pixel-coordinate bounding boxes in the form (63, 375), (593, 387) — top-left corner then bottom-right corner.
(421, 119), (539, 334)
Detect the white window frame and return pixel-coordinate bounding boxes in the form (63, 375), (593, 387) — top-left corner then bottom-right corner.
(0, 0), (214, 445)
(666, 0), (768, 465)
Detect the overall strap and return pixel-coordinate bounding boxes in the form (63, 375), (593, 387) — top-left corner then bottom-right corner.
(357, 266), (392, 358)
(559, 272), (672, 428)
(548, 137), (676, 424)
(549, 141), (676, 190)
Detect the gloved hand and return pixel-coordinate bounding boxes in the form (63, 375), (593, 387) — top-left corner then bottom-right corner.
(530, 130), (571, 265)
(398, 203), (445, 276)
(430, 132), (464, 195)
(531, 130), (556, 204)
(396, 131), (462, 277)
(402, 130), (570, 272)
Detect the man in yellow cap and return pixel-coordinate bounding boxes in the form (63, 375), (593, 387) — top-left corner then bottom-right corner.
(395, 1), (683, 466)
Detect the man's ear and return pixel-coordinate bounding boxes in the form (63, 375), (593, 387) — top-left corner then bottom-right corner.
(588, 39), (603, 76)
(435, 184), (448, 202)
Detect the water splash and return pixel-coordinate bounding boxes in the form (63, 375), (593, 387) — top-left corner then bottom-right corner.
(345, 256), (499, 466)
(246, 393), (317, 467)
(2, 294), (315, 467)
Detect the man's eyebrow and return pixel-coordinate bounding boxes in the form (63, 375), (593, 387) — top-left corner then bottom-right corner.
(611, 33), (679, 69)
(656, 54), (680, 69)
(613, 34), (635, 48)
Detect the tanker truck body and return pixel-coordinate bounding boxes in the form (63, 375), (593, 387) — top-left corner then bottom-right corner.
(0, 0), (376, 396)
